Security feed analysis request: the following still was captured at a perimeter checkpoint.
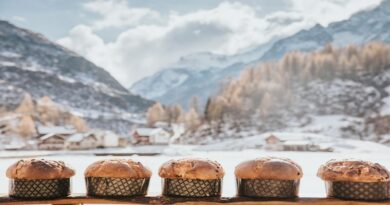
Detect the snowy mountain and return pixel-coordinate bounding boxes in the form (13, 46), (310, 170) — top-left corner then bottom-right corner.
(131, 0), (390, 107)
(0, 20), (154, 134)
(130, 36), (275, 108)
(261, 0), (390, 60)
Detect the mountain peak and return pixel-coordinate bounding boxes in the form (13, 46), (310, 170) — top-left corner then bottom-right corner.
(131, 1), (390, 107)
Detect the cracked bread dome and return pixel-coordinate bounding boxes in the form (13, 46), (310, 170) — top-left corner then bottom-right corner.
(235, 157), (302, 198)
(317, 159), (390, 201)
(6, 159), (75, 180)
(159, 158), (224, 197)
(84, 159), (151, 197)
(317, 159), (390, 182)
(159, 158), (224, 180)
(85, 159), (151, 178)
(6, 159), (75, 199)
(235, 157), (303, 180)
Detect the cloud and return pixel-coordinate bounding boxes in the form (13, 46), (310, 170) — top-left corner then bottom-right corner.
(83, 0), (160, 30)
(289, 0), (382, 26)
(12, 16), (26, 22)
(58, 0), (382, 87)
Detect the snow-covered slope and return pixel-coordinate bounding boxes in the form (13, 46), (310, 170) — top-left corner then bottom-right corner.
(261, 0), (390, 60)
(0, 20), (153, 113)
(130, 41), (274, 106)
(131, 0), (390, 107)
(0, 20), (154, 134)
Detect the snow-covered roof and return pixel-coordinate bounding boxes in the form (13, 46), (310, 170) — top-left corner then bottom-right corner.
(135, 128), (167, 136)
(0, 113), (21, 123)
(67, 134), (84, 142)
(37, 125), (76, 135)
(67, 133), (97, 142)
(39, 133), (67, 141)
(263, 132), (327, 142)
(283, 140), (312, 146)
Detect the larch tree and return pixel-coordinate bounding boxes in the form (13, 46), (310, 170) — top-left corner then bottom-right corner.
(189, 96), (200, 113)
(70, 115), (88, 133)
(146, 102), (168, 126)
(16, 94), (35, 115)
(259, 92), (273, 120)
(185, 108), (201, 132)
(37, 96), (61, 125)
(18, 115), (37, 139)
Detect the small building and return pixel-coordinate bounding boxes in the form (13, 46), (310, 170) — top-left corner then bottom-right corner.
(37, 133), (67, 150)
(66, 133), (98, 150)
(92, 130), (120, 148)
(265, 134), (281, 145)
(132, 128), (171, 145)
(264, 133), (332, 152)
(36, 125), (76, 138)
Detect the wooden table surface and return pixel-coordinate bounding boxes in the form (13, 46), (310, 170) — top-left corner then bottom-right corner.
(0, 194), (389, 205)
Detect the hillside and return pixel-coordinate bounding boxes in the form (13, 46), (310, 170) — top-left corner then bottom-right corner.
(177, 42), (390, 144)
(131, 0), (390, 108)
(0, 20), (154, 134)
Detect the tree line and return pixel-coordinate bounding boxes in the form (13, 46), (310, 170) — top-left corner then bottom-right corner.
(146, 42), (390, 132)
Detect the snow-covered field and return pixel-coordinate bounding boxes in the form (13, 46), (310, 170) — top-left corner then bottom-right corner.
(0, 147), (390, 197)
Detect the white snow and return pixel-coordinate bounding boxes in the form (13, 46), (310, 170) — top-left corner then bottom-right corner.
(287, 115), (363, 138)
(132, 69), (189, 99)
(0, 51), (21, 58)
(332, 32), (364, 46)
(0, 148), (389, 197)
(381, 86), (390, 115)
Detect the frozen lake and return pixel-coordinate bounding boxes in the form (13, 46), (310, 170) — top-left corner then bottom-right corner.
(0, 148), (389, 197)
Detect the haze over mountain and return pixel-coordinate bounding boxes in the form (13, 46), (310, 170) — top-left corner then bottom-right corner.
(131, 0), (390, 108)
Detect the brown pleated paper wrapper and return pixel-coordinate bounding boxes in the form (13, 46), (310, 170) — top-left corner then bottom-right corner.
(162, 178), (222, 197)
(325, 181), (390, 201)
(9, 179), (71, 199)
(236, 179), (300, 198)
(85, 177), (149, 198)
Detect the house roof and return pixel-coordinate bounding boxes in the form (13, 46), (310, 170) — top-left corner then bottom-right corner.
(67, 134), (84, 142)
(135, 128), (167, 136)
(39, 133), (67, 141)
(283, 140), (312, 146)
(264, 132), (327, 142)
(37, 125), (76, 135)
(67, 133), (97, 142)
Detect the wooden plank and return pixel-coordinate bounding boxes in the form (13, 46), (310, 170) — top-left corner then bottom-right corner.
(0, 194), (389, 204)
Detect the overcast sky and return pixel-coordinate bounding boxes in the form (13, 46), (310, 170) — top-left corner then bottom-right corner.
(0, 0), (382, 86)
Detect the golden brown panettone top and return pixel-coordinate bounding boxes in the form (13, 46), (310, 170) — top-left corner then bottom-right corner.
(84, 159), (151, 178)
(317, 159), (390, 182)
(235, 157), (303, 180)
(159, 158), (224, 180)
(6, 159), (75, 180)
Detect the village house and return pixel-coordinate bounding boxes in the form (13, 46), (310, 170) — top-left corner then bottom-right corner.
(37, 133), (67, 150)
(132, 128), (171, 145)
(36, 125), (77, 150)
(36, 125), (76, 138)
(91, 130), (121, 148)
(65, 133), (98, 150)
(264, 134), (333, 152)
